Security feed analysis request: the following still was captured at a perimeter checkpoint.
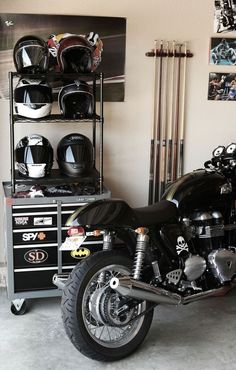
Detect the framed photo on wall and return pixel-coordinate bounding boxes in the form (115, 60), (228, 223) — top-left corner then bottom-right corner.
(214, 0), (236, 33)
(0, 13), (127, 101)
(209, 37), (236, 65)
(208, 72), (236, 100)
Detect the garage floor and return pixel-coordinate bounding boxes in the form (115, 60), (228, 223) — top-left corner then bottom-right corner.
(1, 287), (236, 370)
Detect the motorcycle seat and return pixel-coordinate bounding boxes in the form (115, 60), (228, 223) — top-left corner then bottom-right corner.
(71, 199), (178, 229)
(133, 200), (178, 226)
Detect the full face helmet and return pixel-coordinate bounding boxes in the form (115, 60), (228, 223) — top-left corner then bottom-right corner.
(58, 80), (94, 119)
(14, 78), (53, 119)
(57, 33), (102, 73)
(13, 35), (49, 74)
(57, 133), (93, 177)
(15, 134), (53, 178)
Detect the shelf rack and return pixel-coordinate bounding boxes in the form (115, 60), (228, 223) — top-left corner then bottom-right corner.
(8, 71), (104, 195)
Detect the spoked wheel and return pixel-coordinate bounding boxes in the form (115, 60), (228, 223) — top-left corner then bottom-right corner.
(61, 250), (154, 362)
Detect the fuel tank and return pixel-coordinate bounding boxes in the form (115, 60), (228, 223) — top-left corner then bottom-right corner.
(162, 169), (230, 215)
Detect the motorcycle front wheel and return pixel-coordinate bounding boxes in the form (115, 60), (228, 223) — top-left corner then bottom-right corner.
(61, 250), (154, 361)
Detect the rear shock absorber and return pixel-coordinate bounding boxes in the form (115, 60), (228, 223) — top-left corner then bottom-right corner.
(132, 228), (149, 280)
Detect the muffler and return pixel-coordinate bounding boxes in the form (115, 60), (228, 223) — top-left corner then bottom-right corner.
(110, 276), (233, 305)
(53, 273), (70, 289)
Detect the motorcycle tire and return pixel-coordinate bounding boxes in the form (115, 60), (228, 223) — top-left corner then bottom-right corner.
(61, 250), (154, 361)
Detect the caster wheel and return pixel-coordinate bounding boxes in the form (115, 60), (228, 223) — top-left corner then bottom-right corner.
(11, 299), (28, 315)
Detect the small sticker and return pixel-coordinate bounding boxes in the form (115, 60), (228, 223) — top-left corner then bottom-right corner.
(176, 236), (189, 255)
(24, 249), (48, 264)
(70, 248), (90, 259)
(34, 217), (53, 226)
(59, 235), (87, 251)
(14, 217), (29, 226)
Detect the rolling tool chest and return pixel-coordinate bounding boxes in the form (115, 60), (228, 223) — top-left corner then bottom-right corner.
(3, 187), (111, 314)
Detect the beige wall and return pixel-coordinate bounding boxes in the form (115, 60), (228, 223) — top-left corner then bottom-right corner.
(0, 0), (235, 262)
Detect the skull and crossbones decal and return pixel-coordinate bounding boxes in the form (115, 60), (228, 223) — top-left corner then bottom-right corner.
(176, 236), (189, 255)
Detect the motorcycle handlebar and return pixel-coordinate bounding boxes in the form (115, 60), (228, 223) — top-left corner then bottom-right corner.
(204, 156), (236, 176)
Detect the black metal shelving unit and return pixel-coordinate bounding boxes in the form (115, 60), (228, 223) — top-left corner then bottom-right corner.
(8, 71), (105, 195)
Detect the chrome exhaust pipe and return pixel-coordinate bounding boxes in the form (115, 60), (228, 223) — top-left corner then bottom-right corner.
(110, 276), (182, 305)
(110, 276), (233, 306)
(53, 273), (69, 289)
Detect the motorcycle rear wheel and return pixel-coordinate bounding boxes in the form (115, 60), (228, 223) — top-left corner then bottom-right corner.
(61, 250), (154, 361)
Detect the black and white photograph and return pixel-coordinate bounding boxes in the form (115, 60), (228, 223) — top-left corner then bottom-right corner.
(209, 37), (236, 64)
(214, 0), (236, 33)
(208, 71), (236, 100)
(0, 13), (126, 101)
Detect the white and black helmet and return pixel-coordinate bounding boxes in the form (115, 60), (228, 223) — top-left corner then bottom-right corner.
(15, 134), (53, 178)
(14, 78), (53, 119)
(13, 35), (49, 74)
(58, 80), (94, 119)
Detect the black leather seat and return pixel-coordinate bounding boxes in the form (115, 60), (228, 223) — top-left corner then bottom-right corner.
(133, 200), (178, 226)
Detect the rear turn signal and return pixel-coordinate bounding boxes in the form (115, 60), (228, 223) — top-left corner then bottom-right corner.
(67, 226), (85, 236)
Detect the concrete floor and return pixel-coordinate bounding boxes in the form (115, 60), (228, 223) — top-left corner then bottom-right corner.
(0, 287), (236, 370)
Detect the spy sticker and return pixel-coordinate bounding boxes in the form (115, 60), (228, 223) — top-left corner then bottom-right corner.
(176, 236), (189, 255)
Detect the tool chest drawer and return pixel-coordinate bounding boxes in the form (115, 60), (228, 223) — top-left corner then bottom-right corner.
(13, 245), (58, 269)
(3, 188), (111, 301)
(14, 268), (59, 292)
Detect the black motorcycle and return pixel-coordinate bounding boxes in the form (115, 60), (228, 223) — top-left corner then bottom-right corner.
(54, 143), (236, 362)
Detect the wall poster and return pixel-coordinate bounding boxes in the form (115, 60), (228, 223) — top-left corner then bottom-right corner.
(0, 13), (126, 101)
(208, 72), (236, 100)
(214, 0), (236, 33)
(209, 37), (236, 65)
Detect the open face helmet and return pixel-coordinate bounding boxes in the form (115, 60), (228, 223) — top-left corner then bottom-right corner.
(14, 78), (53, 119)
(57, 33), (103, 73)
(57, 133), (93, 177)
(58, 80), (94, 119)
(13, 35), (49, 73)
(15, 134), (53, 178)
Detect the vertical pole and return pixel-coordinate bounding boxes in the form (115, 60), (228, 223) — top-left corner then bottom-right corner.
(154, 40), (164, 203)
(166, 41), (176, 184)
(172, 43), (182, 182)
(148, 40), (158, 205)
(99, 72), (104, 194)
(178, 42), (187, 178)
(9, 72), (15, 195)
(160, 41), (169, 198)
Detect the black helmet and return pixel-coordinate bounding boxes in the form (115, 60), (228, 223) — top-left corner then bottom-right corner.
(57, 133), (93, 177)
(15, 134), (53, 178)
(14, 78), (53, 119)
(58, 80), (94, 119)
(13, 35), (49, 73)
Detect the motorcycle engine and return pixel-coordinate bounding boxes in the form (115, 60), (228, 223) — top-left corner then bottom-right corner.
(179, 210), (236, 287)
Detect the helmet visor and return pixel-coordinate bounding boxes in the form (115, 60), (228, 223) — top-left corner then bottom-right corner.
(63, 93), (93, 118)
(61, 47), (93, 73)
(63, 143), (92, 163)
(16, 146), (52, 164)
(15, 45), (47, 72)
(14, 85), (53, 104)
